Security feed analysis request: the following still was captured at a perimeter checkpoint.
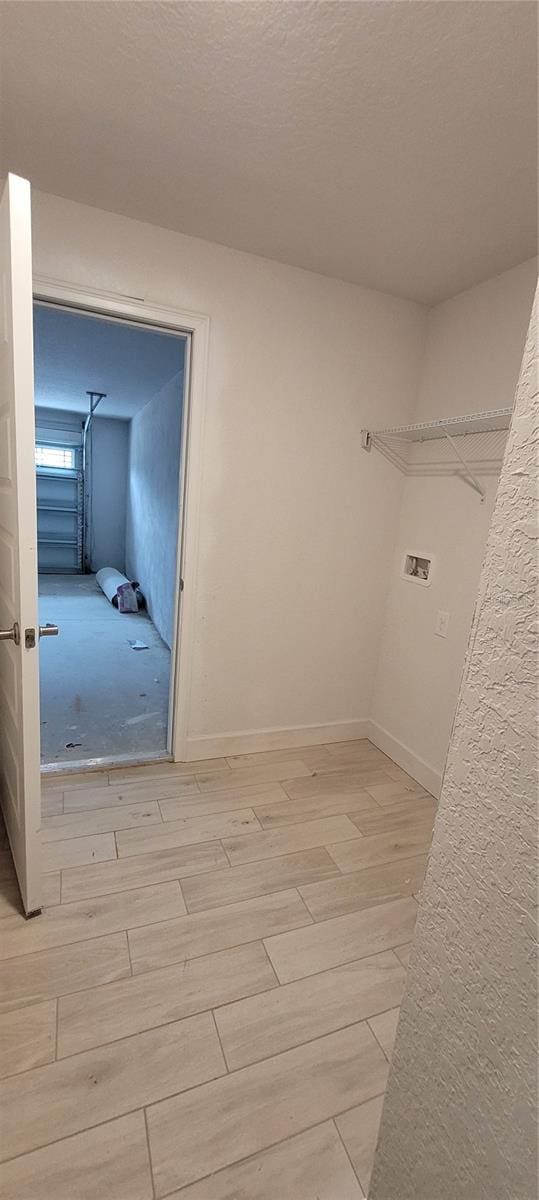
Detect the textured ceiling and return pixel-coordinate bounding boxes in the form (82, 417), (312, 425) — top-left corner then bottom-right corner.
(34, 305), (185, 418)
(1, 1), (536, 304)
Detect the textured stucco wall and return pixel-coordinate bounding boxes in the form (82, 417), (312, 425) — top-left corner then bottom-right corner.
(370, 291), (538, 1200)
(126, 371), (184, 648)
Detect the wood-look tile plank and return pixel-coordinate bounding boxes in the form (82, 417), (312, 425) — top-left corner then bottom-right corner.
(215, 950), (406, 1070)
(0, 933), (130, 1012)
(365, 779), (429, 804)
(63, 776), (200, 813)
(110, 757), (228, 782)
(223, 815), (361, 866)
(41, 800), (163, 842)
(182, 849), (340, 914)
(0, 1001), (56, 1079)
(169, 1120), (364, 1199)
(116, 809), (261, 859)
(225, 747), (333, 770)
(58, 941), (277, 1057)
(196, 760), (314, 792)
(61, 841), (229, 903)
(0, 1111), (153, 1200)
(42, 769), (109, 791)
(254, 790), (380, 829)
(384, 764), (429, 789)
(299, 855), (427, 921)
(0, 1012), (225, 1163)
(42, 872), (61, 907)
(147, 1022), (388, 1195)
(264, 896), (418, 983)
(41, 791), (63, 817)
(336, 1096), (385, 1195)
(350, 797), (436, 836)
(0, 882), (186, 960)
(159, 783), (287, 822)
(42, 831), (117, 873)
(368, 1007), (400, 1059)
(323, 741), (391, 765)
(282, 768), (389, 801)
(328, 825), (433, 874)
(128, 888), (312, 974)
(394, 942), (413, 968)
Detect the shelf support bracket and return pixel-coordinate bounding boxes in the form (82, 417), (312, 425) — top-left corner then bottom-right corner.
(442, 428), (485, 501)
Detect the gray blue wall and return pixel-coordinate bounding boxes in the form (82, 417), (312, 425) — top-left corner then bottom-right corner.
(89, 417), (129, 573)
(125, 371), (184, 648)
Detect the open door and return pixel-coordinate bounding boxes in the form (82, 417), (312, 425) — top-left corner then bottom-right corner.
(0, 173), (42, 915)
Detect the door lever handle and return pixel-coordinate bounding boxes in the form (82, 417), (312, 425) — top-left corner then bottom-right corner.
(39, 624), (59, 638)
(0, 622), (20, 644)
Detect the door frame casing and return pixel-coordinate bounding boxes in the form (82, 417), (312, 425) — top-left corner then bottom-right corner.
(33, 275), (210, 764)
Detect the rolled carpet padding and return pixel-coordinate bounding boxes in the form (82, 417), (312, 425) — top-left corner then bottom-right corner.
(95, 567), (142, 613)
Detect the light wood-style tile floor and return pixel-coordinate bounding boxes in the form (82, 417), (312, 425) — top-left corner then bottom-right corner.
(0, 740), (436, 1199)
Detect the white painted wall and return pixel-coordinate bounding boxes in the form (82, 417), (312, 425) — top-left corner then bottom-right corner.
(370, 289), (538, 1200)
(126, 371), (184, 649)
(369, 260), (537, 794)
(32, 191), (426, 754)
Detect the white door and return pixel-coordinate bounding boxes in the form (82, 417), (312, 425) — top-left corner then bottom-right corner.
(0, 173), (42, 916)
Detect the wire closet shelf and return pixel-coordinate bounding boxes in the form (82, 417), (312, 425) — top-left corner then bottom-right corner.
(361, 407), (513, 501)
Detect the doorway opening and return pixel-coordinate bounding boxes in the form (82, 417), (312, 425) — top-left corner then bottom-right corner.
(33, 301), (189, 769)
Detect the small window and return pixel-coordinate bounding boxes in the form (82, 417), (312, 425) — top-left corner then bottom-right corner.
(35, 445), (75, 470)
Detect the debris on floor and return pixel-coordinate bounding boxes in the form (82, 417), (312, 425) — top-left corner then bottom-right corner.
(126, 711), (160, 725)
(65, 742), (82, 749)
(128, 639), (149, 650)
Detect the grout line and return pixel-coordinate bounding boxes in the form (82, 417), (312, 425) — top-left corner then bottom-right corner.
(333, 1116), (366, 1196)
(210, 1008), (230, 1073)
(220, 840), (234, 867)
(53, 997), (59, 1063)
(259, 938), (281, 989)
(143, 1107), (157, 1200)
(367, 1017), (393, 1063)
(125, 925), (135, 978)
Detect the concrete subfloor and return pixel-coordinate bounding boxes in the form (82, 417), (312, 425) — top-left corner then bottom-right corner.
(38, 574), (171, 765)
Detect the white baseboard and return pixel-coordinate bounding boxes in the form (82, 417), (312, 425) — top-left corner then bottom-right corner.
(182, 718), (370, 761)
(366, 720), (443, 799)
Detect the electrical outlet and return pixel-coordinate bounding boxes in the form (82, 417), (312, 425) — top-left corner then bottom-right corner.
(435, 610), (450, 638)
